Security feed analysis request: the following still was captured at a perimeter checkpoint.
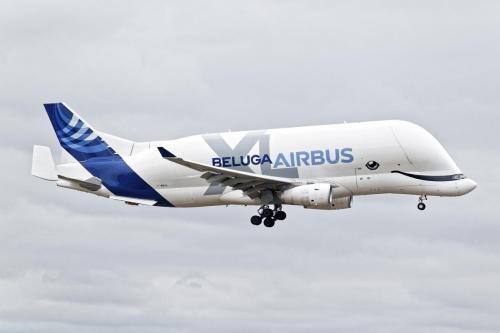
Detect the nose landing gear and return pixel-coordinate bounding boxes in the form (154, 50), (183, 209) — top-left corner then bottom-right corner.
(250, 204), (287, 228)
(417, 195), (427, 210)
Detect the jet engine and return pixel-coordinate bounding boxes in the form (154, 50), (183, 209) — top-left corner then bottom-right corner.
(279, 184), (352, 210)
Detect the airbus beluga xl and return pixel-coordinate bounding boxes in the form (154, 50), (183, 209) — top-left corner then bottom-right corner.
(32, 103), (477, 228)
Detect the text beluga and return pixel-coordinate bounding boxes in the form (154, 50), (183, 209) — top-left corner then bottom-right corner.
(212, 148), (353, 168)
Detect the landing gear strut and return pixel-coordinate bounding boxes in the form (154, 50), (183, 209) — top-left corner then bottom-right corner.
(417, 195), (427, 211)
(250, 204), (287, 228)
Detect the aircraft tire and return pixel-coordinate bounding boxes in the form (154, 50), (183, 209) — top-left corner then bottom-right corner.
(274, 211), (287, 220)
(251, 215), (262, 225)
(262, 208), (274, 218)
(417, 202), (426, 210)
(263, 217), (275, 228)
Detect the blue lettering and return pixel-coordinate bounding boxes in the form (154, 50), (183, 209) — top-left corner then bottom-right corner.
(296, 151), (310, 166)
(310, 150), (325, 165)
(326, 149), (340, 164)
(231, 156), (241, 167)
(250, 155), (261, 165)
(341, 148), (353, 163)
(273, 153), (290, 168)
(216, 148), (352, 169)
(240, 155), (250, 166)
(212, 157), (221, 167)
(261, 154), (272, 164)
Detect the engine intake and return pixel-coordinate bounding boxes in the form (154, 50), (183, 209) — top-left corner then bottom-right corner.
(279, 184), (352, 210)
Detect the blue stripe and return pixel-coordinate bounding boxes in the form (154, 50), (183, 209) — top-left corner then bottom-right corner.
(62, 142), (110, 153)
(45, 103), (116, 161)
(60, 120), (85, 136)
(60, 134), (91, 144)
(73, 129), (95, 142)
(60, 135), (102, 146)
(58, 106), (72, 122)
(82, 156), (174, 207)
(44, 103), (173, 207)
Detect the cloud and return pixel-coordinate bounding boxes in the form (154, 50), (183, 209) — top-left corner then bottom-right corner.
(1, 1), (499, 332)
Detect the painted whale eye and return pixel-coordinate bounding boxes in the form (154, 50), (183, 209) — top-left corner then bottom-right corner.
(365, 160), (379, 170)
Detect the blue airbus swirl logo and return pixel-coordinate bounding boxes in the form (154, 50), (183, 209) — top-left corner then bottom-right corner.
(52, 106), (110, 154)
(212, 148), (354, 168)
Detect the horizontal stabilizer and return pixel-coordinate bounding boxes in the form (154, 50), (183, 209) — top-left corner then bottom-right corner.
(58, 175), (102, 191)
(110, 195), (157, 206)
(32, 145), (57, 181)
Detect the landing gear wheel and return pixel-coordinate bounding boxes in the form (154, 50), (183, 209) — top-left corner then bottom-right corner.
(274, 210), (287, 221)
(262, 208), (274, 218)
(417, 202), (426, 210)
(250, 215), (262, 225)
(263, 217), (275, 228)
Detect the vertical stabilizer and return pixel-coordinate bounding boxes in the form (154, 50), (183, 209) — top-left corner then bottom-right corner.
(44, 103), (117, 161)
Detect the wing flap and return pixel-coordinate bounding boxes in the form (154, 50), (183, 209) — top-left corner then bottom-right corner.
(158, 147), (295, 185)
(157, 147), (297, 197)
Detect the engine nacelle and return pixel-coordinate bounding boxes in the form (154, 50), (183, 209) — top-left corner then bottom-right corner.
(279, 184), (352, 210)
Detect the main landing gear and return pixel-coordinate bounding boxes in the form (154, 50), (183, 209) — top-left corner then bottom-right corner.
(250, 204), (287, 228)
(417, 195), (427, 211)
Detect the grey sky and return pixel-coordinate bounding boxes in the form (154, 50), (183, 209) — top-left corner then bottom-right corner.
(1, 1), (499, 332)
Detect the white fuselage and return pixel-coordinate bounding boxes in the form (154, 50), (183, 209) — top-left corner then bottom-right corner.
(36, 103), (476, 215)
(108, 120), (475, 207)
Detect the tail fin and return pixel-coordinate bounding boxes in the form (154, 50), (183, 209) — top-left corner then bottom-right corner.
(44, 103), (117, 161)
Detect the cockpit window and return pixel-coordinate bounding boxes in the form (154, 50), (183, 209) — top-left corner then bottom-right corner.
(452, 174), (466, 180)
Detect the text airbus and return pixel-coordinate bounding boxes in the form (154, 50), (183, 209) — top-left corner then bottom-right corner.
(212, 148), (354, 168)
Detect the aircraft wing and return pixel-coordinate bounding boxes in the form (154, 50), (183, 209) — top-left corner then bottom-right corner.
(158, 147), (300, 198)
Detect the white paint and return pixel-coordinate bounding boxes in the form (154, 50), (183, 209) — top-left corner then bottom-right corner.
(34, 117), (477, 210)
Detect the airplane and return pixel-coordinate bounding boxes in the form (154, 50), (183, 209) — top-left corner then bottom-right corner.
(32, 103), (477, 228)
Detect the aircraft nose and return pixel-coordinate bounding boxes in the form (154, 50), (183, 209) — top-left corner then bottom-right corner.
(460, 179), (477, 195)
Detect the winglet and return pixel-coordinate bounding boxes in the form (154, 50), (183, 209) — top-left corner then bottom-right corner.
(158, 147), (176, 158)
